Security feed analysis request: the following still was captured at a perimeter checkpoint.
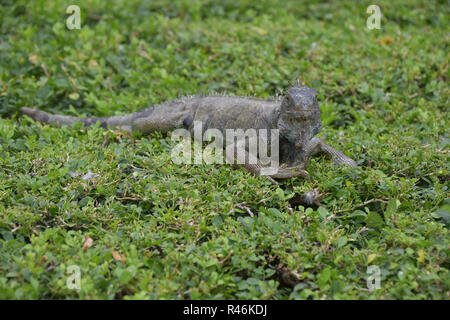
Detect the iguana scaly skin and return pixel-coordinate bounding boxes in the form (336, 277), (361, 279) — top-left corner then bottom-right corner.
(21, 83), (357, 205)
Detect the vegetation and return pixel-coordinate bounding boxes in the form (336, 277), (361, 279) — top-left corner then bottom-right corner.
(0, 0), (448, 299)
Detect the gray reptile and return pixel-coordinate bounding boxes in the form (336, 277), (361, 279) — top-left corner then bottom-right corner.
(21, 82), (357, 205)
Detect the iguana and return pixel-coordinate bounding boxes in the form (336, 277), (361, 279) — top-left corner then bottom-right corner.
(21, 82), (357, 205)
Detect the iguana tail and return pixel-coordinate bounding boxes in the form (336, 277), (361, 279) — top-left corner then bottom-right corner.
(21, 107), (146, 132)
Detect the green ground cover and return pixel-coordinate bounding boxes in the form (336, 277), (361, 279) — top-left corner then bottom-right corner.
(0, 0), (448, 299)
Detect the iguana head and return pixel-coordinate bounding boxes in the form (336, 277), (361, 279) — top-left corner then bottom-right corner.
(278, 84), (322, 150)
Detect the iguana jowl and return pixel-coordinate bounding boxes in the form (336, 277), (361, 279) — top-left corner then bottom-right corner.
(21, 83), (357, 204)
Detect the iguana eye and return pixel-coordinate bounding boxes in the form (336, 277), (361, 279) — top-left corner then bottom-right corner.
(287, 95), (294, 105)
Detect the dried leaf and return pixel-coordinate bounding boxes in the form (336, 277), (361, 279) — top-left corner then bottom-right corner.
(138, 49), (153, 62)
(88, 59), (98, 69)
(252, 26), (268, 36)
(113, 251), (126, 263)
(417, 249), (425, 263)
(377, 37), (395, 45)
(83, 236), (93, 252)
(367, 253), (377, 264)
(29, 54), (39, 65)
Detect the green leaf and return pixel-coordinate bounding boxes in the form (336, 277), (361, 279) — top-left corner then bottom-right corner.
(275, 188), (285, 201)
(337, 236), (347, 248)
(318, 267), (332, 287)
(365, 212), (385, 229)
(69, 93), (80, 100)
(317, 206), (329, 219)
(385, 198), (399, 223)
(432, 209), (450, 227)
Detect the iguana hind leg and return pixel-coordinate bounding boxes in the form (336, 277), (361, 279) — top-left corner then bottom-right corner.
(131, 112), (191, 134)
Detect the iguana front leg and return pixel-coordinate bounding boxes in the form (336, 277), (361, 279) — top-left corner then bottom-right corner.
(307, 137), (357, 167)
(224, 137), (310, 185)
(280, 138), (357, 207)
(270, 166), (311, 180)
